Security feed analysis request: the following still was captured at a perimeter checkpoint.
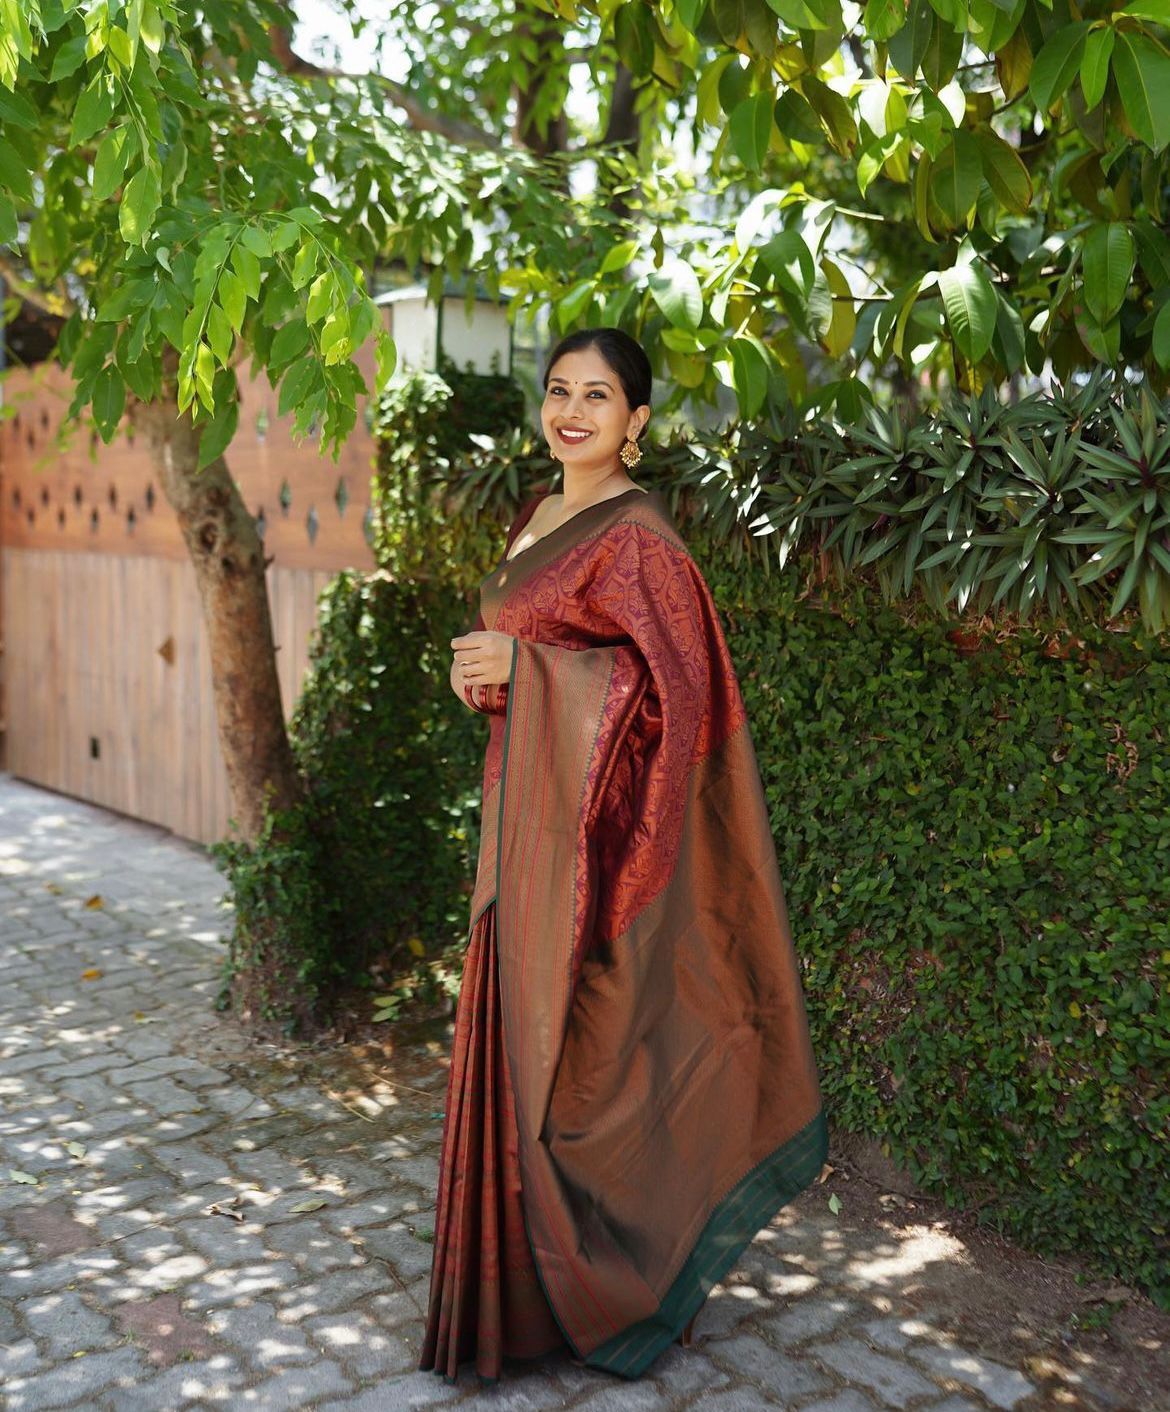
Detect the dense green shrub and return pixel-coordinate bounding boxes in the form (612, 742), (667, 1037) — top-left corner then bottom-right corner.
(695, 539), (1170, 1309)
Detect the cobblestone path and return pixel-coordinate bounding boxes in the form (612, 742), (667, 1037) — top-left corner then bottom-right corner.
(1, 774), (1161, 1411)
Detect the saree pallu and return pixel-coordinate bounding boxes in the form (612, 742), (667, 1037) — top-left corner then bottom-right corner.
(420, 486), (828, 1383)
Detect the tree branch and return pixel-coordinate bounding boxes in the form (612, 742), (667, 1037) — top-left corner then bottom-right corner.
(0, 253), (76, 318)
(264, 16), (501, 150)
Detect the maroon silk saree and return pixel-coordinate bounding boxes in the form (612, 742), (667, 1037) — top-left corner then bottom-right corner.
(419, 486), (828, 1383)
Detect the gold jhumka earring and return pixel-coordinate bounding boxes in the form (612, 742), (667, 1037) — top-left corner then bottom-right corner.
(619, 437), (642, 468)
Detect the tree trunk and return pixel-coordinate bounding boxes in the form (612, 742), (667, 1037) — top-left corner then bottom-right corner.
(601, 63), (641, 222)
(128, 356), (319, 1036)
(131, 370), (304, 842)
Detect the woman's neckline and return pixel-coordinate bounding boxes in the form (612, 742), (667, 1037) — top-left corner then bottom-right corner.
(503, 485), (650, 565)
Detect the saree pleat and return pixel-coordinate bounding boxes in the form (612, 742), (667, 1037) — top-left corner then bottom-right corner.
(419, 897), (565, 1383)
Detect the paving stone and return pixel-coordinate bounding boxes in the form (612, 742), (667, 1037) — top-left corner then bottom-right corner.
(181, 1258), (302, 1310)
(106, 1057), (195, 1086)
(639, 1345), (731, 1400)
(43, 1053), (136, 1080)
(694, 1283), (771, 1339)
(707, 1329), (832, 1401)
(303, 1308), (420, 1379)
(20, 1287), (119, 1356)
(357, 1219), (437, 1280)
(274, 1261), (391, 1319)
(231, 1356), (351, 1407)
(102, 1354), (246, 1409)
(0, 1248), (123, 1302)
(316, 1187), (431, 1233)
(809, 1335), (940, 1408)
(315, 1375), (459, 1410)
(0, 1336), (44, 1378)
(907, 1340), (1035, 1409)
(799, 1392), (884, 1412)
(670, 1388), (777, 1411)
(203, 1298), (316, 1366)
(758, 1294), (858, 1349)
(571, 1377), (671, 1411)
(3, 1344), (147, 1411)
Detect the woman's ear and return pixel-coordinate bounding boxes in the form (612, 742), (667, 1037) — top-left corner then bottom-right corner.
(628, 405), (651, 440)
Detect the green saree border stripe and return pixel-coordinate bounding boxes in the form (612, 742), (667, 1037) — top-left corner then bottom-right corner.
(584, 1108), (830, 1379)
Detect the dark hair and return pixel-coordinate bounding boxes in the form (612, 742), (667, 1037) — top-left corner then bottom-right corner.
(542, 327), (652, 435)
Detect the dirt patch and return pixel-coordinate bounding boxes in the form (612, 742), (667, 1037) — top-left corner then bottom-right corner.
(823, 1139), (1169, 1412)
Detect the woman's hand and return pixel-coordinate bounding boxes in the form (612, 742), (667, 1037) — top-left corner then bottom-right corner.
(450, 630), (515, 690)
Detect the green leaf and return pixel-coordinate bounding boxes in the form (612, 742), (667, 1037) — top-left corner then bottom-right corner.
(759, 229), (816, 297)
(91, 365), (125, 441)
(1153, 301), (1170, 368)
(1076, 309), (1121, 363)
(0, 138), (33, 203)
(1113, 31), (1170, 152)
(278, 353), (316, 418)
(374, 327), (397, 392)
(219, 269), (247, 334)
(819, 256), (856, 357)
(1080, 27), (1114, 111)
(196, 399), (239, 470)
(864, 0), (905, 41)
(764, 0), (829, 29)
(93, 124), (134, 202)
(1082, 222), (1135, 323)
(118, 164), (160, 246)
(206, 303), (234, 365)
(50, 31), (89, 81)
(939, 261), (997, 362)
(773, 88), (822, 144)
(648, 260), (704, 331)
(241, 224), (273, 259)
(728, 335), (770, 417)
(0, 193), (15, 246)
(306, 270), (333, 325)
(557, 278), (595, 327)
(0, 86), (38, 131)
(730, 91), (775, 172)
(600, 239), (640, 274)
(290, 239), (319, 290)
(70, 74), (116, 145)
(95, 279), (154, 323)
(888, 0), (933, 80)
(320, 309), (351, 365)
(802, 76), (858, 155)
(141, 3), (166, 53)
(931, 130), (982, 227)
(270, 320), (311, 370)
(230, 242), (262, 300)
(1028, 22), (1089, 112)
(1120, 0), (1170, 20)
(976, 131), (1032, 213)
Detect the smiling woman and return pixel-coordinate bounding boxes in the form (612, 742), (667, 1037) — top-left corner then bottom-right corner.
(422, 328), (828, 1387)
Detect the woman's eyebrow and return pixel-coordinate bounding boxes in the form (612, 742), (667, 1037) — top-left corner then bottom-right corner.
(549, 377), (614, 389)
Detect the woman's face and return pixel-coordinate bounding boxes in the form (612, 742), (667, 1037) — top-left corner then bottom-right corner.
(540, 345), (649, 470)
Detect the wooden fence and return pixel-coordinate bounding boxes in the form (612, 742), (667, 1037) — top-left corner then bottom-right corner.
(0, 346), (380, 845)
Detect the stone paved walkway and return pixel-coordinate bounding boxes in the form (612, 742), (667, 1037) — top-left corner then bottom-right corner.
(1, 772), (1163, 1412)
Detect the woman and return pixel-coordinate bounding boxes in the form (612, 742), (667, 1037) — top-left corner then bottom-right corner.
(418, 328), (828, 1386)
